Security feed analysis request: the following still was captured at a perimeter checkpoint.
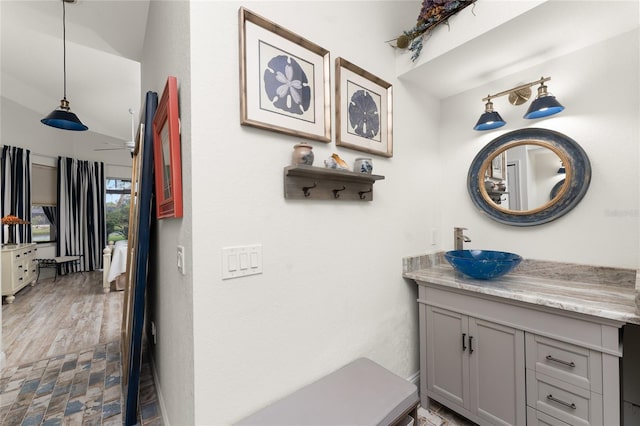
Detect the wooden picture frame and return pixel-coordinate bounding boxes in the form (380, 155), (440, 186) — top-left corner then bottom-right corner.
(336, 57), (393, 157)
(491, 151), (506, 180)
(121, 121), (143, 386)
(239, 7), (331, 143)
(152, 76), (183, 219)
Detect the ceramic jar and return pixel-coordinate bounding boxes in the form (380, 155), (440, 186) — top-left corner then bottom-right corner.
(353, 157), (373, 173)
(291, 143), (314, 166)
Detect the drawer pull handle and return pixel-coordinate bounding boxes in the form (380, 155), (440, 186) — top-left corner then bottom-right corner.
(462, 333), (467, 352)
(468, 335), (474, 354)
(547, 394), (576, 410)
(546, 355), (576, 368)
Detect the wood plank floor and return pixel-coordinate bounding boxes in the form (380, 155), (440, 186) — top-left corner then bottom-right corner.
(2, 271), (123, 368)
(1, 271), (164, 425)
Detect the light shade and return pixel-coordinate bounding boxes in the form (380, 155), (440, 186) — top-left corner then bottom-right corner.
(473, 100), (506, 131)
(524, 84), (564, 119)
(474, 112), (506, 131)
(41, 0), (88, 132)
(41, 107), (88, 131)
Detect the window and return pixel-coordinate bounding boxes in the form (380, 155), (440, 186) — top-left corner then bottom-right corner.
(106, 178), (131, 242)
(31, 206), (56, 242)
(31, 164), (57, 243)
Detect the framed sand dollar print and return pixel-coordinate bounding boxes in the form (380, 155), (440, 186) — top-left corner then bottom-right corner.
(239, 7), (331, 143)
(335, 57), (393, 157)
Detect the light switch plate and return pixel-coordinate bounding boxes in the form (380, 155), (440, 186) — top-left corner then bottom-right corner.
(177, 245), (185, 275)
(222, 244), (263, 279)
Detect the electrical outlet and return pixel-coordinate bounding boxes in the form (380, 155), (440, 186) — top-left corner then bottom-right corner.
(151, 321), (157, 345)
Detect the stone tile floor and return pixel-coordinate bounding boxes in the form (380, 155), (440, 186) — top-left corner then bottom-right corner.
(0, 341), (162, 425)
(418, 399), (477, 426)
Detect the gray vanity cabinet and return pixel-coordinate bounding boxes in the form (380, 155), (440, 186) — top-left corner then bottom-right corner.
(418, 283), (621, 426)
(425, 305), (526, 426)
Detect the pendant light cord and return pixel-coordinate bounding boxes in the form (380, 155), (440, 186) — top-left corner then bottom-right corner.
(62, 0), (67, 102)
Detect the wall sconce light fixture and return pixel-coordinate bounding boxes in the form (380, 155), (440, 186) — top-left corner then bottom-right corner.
(41, 0), (88, 131)
(557, 162), (566, 174)
(473, 76), (564, 131)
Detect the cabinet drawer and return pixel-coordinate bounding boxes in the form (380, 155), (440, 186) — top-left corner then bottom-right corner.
(526, 370), (602, 426)
(12, 260), (26, 277)
(527, 407), (571, 426)
(526, 333), (602, 392)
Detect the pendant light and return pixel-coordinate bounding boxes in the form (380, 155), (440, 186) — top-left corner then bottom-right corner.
(41, 0), (88, 131)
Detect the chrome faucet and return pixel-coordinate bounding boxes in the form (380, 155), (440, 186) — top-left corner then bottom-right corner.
(454, 227), (471, 250)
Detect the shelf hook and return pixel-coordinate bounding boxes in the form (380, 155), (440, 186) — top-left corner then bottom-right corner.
(302, 183), (317, 198)
(333, 186), (347, 199)
(358, 188), (373, 200)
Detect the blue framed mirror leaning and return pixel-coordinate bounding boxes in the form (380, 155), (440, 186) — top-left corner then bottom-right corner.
(468, 128), (591, 226)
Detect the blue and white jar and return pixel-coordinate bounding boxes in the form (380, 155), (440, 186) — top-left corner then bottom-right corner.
(291, 143), (314, 166)
(353, 157), (373, 173)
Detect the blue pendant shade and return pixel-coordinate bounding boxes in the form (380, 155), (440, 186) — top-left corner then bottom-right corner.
(473, 100), (506, 131)
(41, 99), (88, 131)
(524, 83), (564, 119)
(557, 162), (566, 174)
(41, 0), (88, 131)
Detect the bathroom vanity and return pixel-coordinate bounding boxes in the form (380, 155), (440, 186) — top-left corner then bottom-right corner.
(403, 253), (640, 426)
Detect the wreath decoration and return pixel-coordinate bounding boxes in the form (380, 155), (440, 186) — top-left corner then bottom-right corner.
(390, 0), (477, 62)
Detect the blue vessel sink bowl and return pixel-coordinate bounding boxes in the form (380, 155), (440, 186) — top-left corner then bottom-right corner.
(444, 250), (523, 280)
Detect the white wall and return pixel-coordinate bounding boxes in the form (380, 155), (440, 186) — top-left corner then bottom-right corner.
(439, 29), (640, 268)
(185, 1), (435, 423)
(140, 1), (195, 424)
(141, 2), (638, 424)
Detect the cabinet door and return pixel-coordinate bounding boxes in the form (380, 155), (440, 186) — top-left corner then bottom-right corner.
(426, 306), (470, 409)
(469, 318), (526, 426)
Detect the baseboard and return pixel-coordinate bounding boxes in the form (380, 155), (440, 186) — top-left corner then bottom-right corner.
(149, 350), (171, 426)
(407, 370), (420, 389)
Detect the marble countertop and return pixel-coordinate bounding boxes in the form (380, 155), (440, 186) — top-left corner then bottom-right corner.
(403, 252), (640, 325)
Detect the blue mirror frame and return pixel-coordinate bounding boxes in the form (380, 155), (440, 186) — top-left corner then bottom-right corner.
(468, 128), (591, 226)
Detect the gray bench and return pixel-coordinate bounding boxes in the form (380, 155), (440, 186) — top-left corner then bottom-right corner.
(235, 357), (419, 426)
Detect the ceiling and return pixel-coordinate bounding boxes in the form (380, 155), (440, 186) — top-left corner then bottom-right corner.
(398, 1), (640, 99)
(1, 0), (150, 147)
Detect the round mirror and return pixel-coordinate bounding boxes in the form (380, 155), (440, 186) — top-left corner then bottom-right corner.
(468, 128), (591, 226)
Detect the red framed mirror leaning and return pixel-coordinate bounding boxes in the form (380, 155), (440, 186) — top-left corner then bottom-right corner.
(152, 76), (183, 219)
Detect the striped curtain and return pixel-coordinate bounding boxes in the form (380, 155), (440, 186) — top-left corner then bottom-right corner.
(1, 145), (32, 244)
(57, 157), (106, 273)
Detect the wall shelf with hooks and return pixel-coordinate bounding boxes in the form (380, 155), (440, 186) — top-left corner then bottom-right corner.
(487, 190), (508, 205)
(284, 165), (385, 201)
